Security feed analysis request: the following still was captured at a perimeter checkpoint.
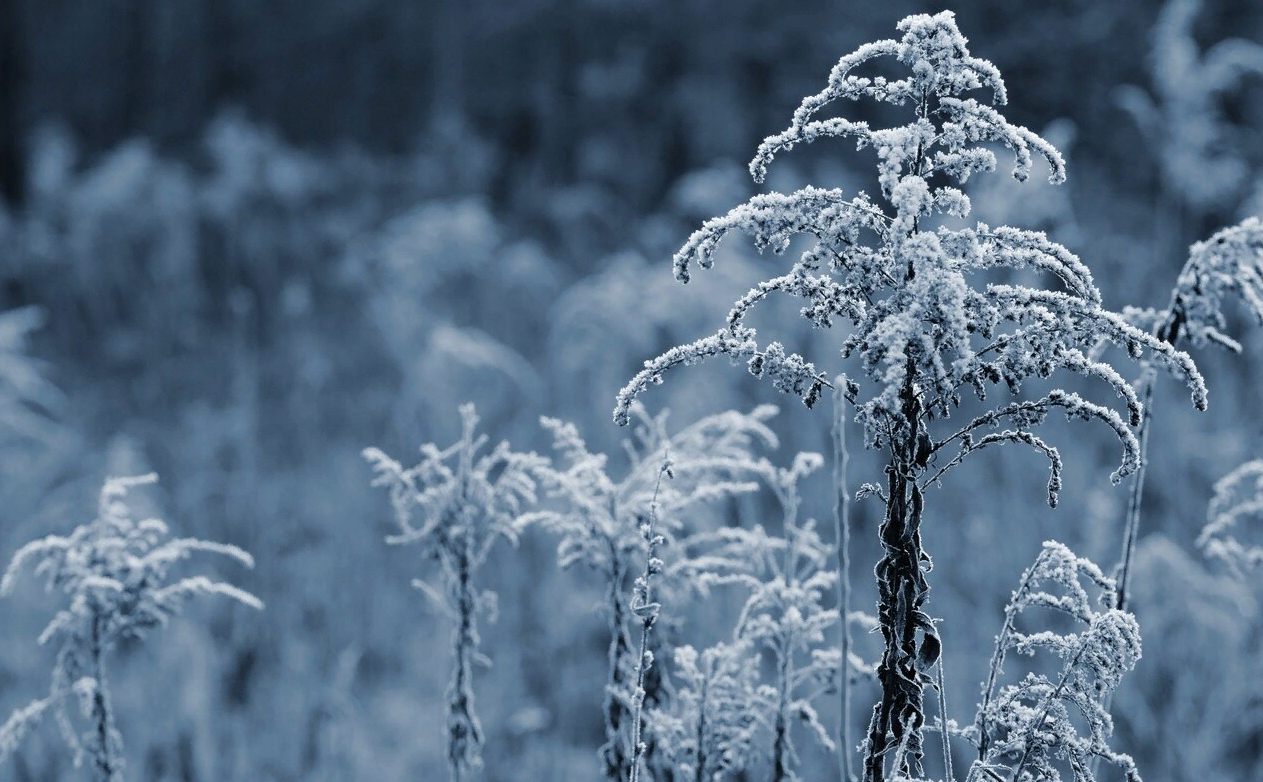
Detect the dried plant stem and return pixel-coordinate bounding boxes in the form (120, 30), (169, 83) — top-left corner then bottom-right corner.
(1093, 363), (1157, 781)
(833, 378), (855, 782)
(774, 459), (809, 782)
(864, 382), (932, 782)
(89, 614), (119, 782)
(446, 529), (483, 782)
(601, 558), (635, 780)
(693, 672), (710, 782)
(772, 641), (794, 782)
(936, 651), (953, 782)
(628, 618), (654, 782)
(628, 461), (670, 782)
(1114, 279), (1188, 614)
(1115, 368), (1156, 612)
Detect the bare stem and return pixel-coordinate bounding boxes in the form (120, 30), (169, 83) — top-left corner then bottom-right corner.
(833, 378), (855, 782)
(1115, 369), (1155, 613)
(936, 649), (954, 782)
(89, 613), (118, 782)
(446, 530), (482, 782)
(773, 643), (794, 782)
(601, 555), (634, 780)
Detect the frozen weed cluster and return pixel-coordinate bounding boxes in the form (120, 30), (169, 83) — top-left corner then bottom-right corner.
(350, 10), (1260, 782)
(0, 473), (261, 781)
(5, 9), (1263, 782)
(616, 11), (1205, 782)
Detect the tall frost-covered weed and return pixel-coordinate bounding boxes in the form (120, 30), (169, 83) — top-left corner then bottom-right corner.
(0, 473), (262, 781)
(362, 404), (546, 782)
(615, 11), (1204, 781)
(1109, 217), (1263, 610)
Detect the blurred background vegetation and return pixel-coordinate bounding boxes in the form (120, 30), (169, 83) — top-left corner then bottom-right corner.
(0, 0), (1261, 780)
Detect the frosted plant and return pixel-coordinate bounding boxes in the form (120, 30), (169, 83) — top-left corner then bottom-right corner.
(682, 452), (852, 782)
(964, 542), (1141, 782)
(1114, 0), (1263, 214)
(614, 12), (1203, 782)
(1198, 460), (1263, 579)
(363, 404), (546, 782)
(1110, 216), (1263, 610)
(0, 473), (262, 781)
(525, 402), (776, 780)
(644, 640), (774, 782)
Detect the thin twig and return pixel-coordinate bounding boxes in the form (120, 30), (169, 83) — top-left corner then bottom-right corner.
(936, 649), (954, 782)
(833, 377), (856, 782)
(1115, 367), (1156, 612)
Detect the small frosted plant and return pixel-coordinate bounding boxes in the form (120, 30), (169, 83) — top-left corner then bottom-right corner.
(1110, 216), (1263, 609)
(965, 542), (1141, 782)
(683, 452), (853, 782)
(614, 12), (1204, 781)
(363, 404), (546, 782)
(0, 473), (262, 781)
(644, 640), (774, 781)
(1198, 460), (1263, 579)
(527, 403), (775, 780)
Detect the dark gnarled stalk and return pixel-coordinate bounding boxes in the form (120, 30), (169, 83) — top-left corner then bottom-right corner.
(864, 386), (935, 782)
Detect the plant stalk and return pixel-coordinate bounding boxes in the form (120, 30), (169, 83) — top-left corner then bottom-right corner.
(833, 379), (855, 782)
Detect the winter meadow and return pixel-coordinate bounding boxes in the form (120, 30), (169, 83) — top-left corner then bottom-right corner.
(0, 2), (1262, 781)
